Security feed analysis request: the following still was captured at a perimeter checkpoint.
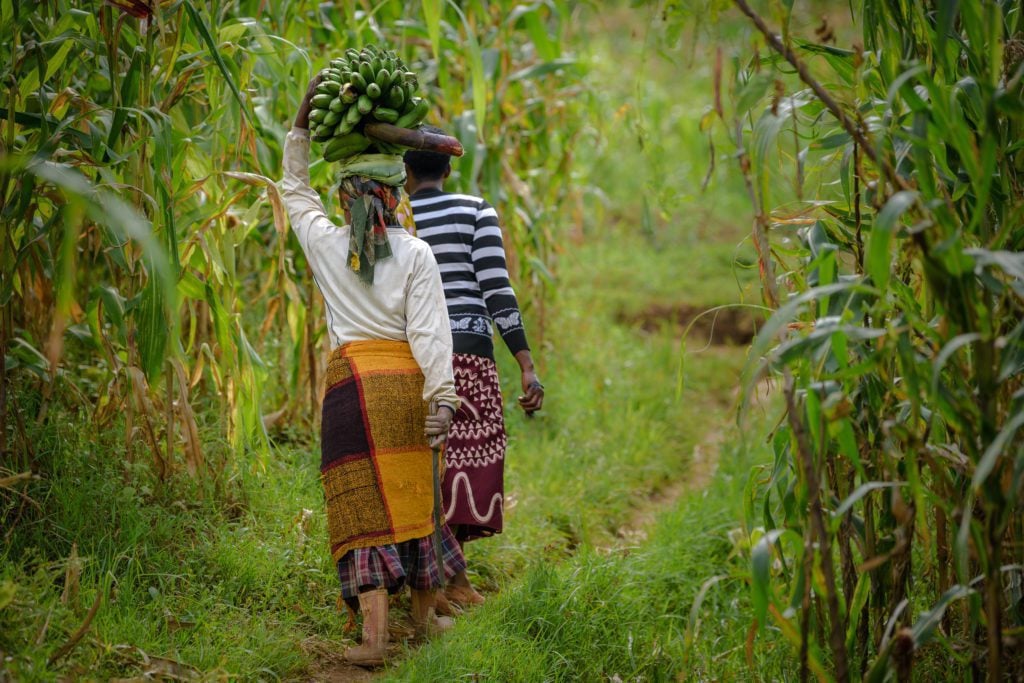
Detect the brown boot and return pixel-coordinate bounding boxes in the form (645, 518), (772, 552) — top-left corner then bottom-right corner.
(345, 588), (389, 667)
(411, 588), (454, 639)
(434, 588), (459, 617)
(444, 572), (485, 608)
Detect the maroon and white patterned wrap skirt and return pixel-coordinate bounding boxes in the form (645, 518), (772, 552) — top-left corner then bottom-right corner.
(443, 353), (508, 542)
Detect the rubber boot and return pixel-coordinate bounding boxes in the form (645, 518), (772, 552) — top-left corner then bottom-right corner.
(444, 572), (485, 608)
(345, 588), (389, 667)
(411, 588), (454, 638)
(434, 588), (458, 617)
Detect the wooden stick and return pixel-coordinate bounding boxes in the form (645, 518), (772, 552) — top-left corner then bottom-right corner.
(364, 122), (464, 157)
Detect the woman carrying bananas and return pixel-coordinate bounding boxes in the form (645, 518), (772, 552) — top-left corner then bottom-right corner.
(280, 74), (464, 667)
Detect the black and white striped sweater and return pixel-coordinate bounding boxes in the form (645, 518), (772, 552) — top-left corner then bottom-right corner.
(408, 189), (529, 360)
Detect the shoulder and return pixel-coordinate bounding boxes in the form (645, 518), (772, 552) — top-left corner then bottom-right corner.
(412, 192), (486, 207)
(454, 193), (491, 212)
(435, 193), (495, 218)
(390, 229), (437, 261)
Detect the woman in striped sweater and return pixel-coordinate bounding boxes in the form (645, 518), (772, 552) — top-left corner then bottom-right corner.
(404, 132), (545, 606)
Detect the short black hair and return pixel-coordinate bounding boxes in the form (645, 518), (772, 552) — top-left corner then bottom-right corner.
(403, 125), (452, 180)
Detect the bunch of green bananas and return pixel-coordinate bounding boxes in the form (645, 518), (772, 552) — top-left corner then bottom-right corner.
(308, 45), (430, 162)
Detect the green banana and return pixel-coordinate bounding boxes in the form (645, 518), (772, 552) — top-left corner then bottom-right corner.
(311, 93), (333, 109)
(386, 85), (405, 109)
(357, 94), (374, 114)
(374, 140), (405, 155)
(329, 97), (345, 113)
(394, 97), (429, 128)
(323, 132), (372, 162)
(371, 106), (399, 123)
(322, 109), (342, 127)
(318, 80), (341, 96)
(358, 61), (375, 84)
(335, 117), (356, 136)
(366, 82), (381, 99)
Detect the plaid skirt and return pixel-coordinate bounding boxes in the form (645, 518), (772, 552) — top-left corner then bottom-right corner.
(336, 523), (466, 598)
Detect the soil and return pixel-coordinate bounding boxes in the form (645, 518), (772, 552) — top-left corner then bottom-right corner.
(300, 605), (423, 681)
(302, 638), (410, 681)
(303, 651), (378, 683)
(617, 303), (765, 346)
(300, 635), (376, 682)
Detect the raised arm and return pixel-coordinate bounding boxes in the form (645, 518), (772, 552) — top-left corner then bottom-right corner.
(280, 75), (332, 250)
(293, 75), (322, 131)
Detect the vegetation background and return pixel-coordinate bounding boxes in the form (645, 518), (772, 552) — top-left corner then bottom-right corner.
(1, 0), (1021, 681)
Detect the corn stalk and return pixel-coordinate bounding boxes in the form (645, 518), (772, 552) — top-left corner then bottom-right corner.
(681, 0), (1024, 678)
(0, 0), (579, 486)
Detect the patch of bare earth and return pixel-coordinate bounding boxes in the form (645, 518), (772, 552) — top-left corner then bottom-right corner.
(617, 303), (764, 346)
(300, 603), (437, 681)
(301, 636), (377, 683)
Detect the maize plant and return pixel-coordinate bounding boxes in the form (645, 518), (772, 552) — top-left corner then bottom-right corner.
(683, 0), (1024, 678)
(0, 1), (581, 487)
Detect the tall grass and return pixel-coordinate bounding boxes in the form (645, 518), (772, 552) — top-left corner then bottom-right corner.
(680, 0), (1024, 678)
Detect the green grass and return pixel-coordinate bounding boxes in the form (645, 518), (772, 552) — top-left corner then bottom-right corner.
(1, 409), (343, 680)
(388, 417), (794, 681)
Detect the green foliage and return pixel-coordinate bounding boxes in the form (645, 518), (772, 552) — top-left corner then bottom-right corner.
(0, 400), (339, 679)
(0, 0), (582, 484)
(700, 0), (1024, 677)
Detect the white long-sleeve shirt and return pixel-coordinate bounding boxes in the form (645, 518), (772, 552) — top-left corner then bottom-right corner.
(279, 127), (459, 410)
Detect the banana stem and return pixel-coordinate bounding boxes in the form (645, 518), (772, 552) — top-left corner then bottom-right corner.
(364, 122), (464, 157)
